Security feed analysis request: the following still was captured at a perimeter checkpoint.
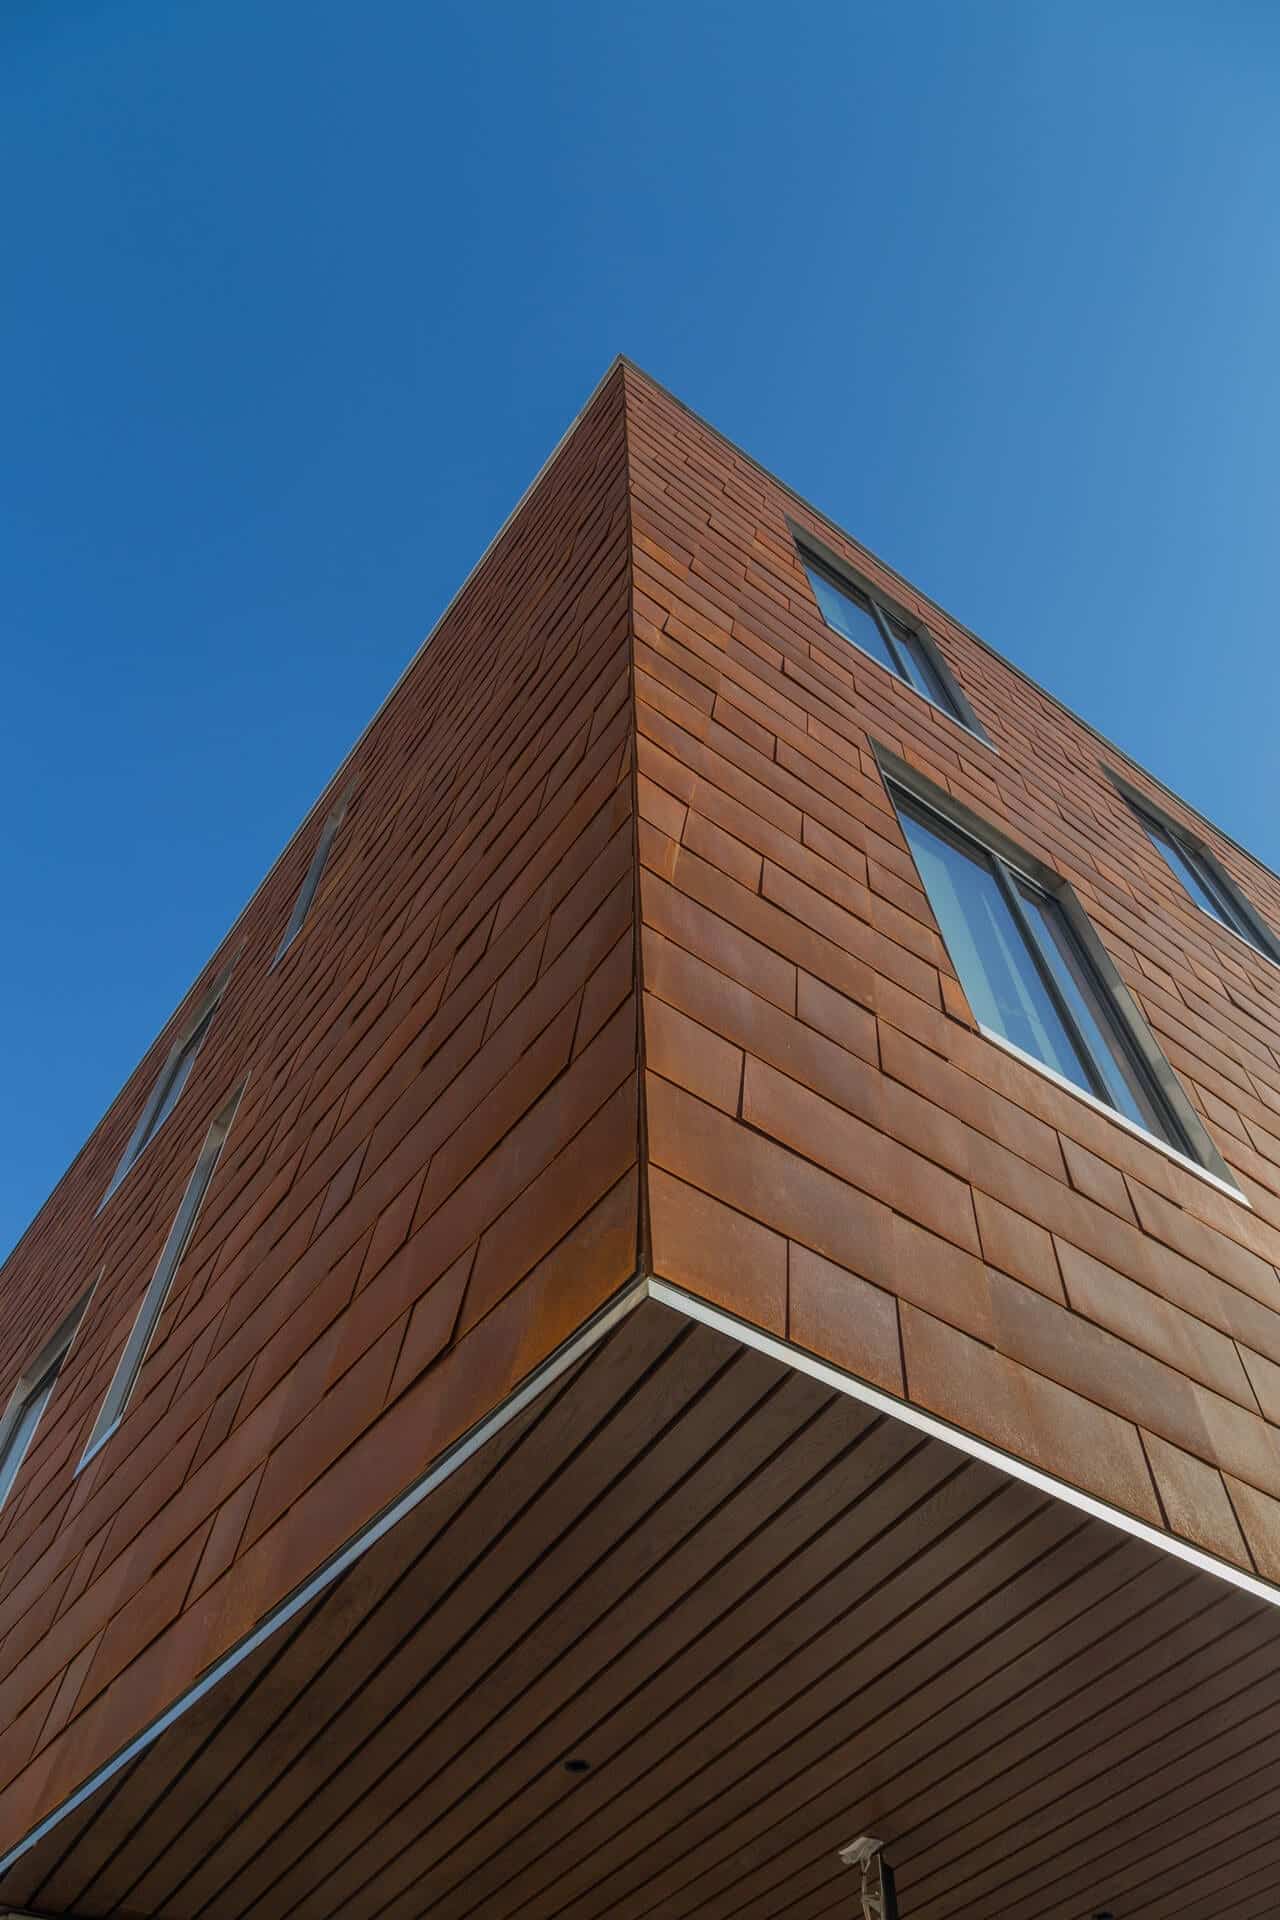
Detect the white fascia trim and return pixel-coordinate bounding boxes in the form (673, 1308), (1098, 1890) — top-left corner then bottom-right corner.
(4, 1268), (1278, 1884)
(0, 1273), (649, 1881)
(648, 1278), (1280, 1609)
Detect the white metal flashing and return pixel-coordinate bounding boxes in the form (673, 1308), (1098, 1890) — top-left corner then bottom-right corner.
(0, 1273), (649, 1881)
(3, 1270), (1279, 1885)
(975, 1024), (1251, 1206)
(648, 1278), (1280, 1608)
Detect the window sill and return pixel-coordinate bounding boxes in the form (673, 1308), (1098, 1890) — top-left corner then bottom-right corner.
(976, 1024), (1250, 1209)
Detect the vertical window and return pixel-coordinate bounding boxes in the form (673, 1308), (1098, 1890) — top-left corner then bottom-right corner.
(1134, 804), (1274, 955)
(82, 1084), (244, 1468)
(797, 548), (974, 729)
(0, 1294), (90, 1516)
(0, 1367), (59, 1515)
(893, 788), (1196, 1155)
(102, 990), (223, 1207)
(804, 559), (902, 675)
(274, 798), (347, 965)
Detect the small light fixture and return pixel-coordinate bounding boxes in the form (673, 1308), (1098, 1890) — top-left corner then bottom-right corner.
(838, 1837), (898, 1920)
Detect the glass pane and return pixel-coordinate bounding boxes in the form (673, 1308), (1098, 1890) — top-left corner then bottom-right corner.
(140, 1005), (214, 1154)
(886, 616), (953, 711)
(145, 1043), (197, 1144)
(97, 1096), (239, 1448)
(0, 1371), (56, 1512)
(899, 806), (1092, 1087)
(802, 561), (901, 677)
(1145, 821), (1247, 935)
(1179, 848), (1254, 940)
(277, 806), (344, 962)
(1203, 881), (1253, 939)
(1017, 885), (1170, 1137)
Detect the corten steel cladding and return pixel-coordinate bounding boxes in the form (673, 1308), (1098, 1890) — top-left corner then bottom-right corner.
(0, 361), (1279, 1875)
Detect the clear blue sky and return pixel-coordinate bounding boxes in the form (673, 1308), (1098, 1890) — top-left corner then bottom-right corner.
(3, 1), (1278, 1260)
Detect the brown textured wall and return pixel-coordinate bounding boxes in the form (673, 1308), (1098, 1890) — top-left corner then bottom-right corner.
(0, 368), (639, 1852)
(7, 354), (1280, 1868)
(625, 362), (1280, 1581)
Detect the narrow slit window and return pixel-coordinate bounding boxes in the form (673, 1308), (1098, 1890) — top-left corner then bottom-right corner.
(82, 1085), (244, 1469)
(797, 549), (971, 729)
(274, 799), (347, 965)
(803, 560), (901, 674)
(0, 1366), (59, 1515)
(0, 1294), (91, 1516)
(102, 992), (222, 1207)
(1138, 808), (1270, 950)
(894, 789), (1193, 1155)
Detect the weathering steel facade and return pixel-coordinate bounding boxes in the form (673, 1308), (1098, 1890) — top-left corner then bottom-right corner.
(1, 359), (1280, 1871)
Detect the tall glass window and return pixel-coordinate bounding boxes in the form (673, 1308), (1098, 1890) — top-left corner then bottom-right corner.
(896, 792), (1184, 1148)
(1138, 810), (1263, 947)
(274, 798), (348, 965)
(102, 997), (220, 1206)
(0, 1295), (89, 1517)
(799, 555), (964, 723)
(0, 1365), (59, 1514)
(83, 1085), (244, 1468)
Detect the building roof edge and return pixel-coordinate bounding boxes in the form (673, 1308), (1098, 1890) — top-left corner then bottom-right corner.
(613, 355), (1280, 893)
(0, 355), (630, 1279)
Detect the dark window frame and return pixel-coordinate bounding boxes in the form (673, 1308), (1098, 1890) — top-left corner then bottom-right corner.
(875, 743), (1238, 1192)
(81, 1082), (246, 1470)
(273, 794), (350, 968)
(1105, 769), (1280, 968)
(0, 1288), (93, 1519)
(99, 970), (231, 1212)
(789, 521), (991, 746)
